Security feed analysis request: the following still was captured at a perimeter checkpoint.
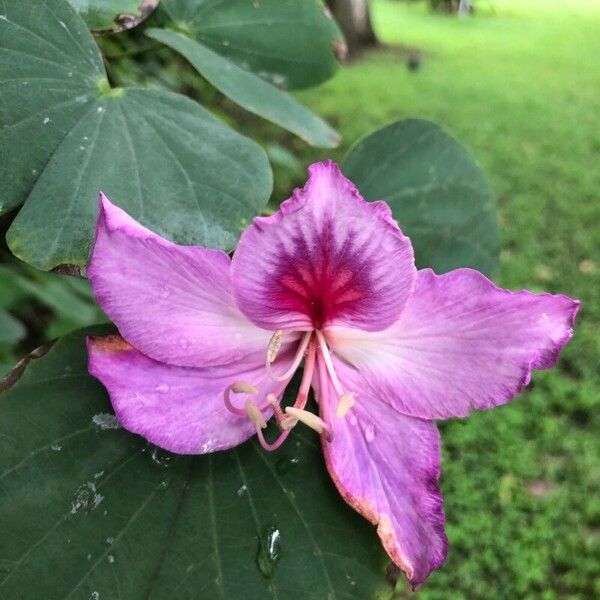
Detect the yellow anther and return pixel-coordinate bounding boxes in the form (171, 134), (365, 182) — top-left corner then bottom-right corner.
(285, 407), (328, 435)
(232, 382), (258, 395)
(336, 393), (355, 418)
(245, 400), (267, 429)
(267, 330), (283, 363)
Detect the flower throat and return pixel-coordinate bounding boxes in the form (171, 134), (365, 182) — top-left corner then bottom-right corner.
(222, 329), (355, 451)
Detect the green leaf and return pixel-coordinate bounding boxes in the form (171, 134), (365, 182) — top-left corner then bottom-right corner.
(67, 0), (160, 33)
(0, 266), (27, 308)
(0, 0), (272, 270)
(342, 119), (500, 276)
(0, 329), (392, 599)
(14, 267), (107, 337)
(0, 310), (25, 344)
(147, 28), (340, 148)
(158, 0), (344, 91)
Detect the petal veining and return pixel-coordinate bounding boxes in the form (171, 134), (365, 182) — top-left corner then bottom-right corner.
(231, 161), (415, 332)
(88, 194), (271, 369)
(328, 268), (579, 420)
(319, 356), (447, 588)
(87, 334), (297, 454)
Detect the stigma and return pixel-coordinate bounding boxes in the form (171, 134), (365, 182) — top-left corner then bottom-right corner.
(223, 329), (355, 451)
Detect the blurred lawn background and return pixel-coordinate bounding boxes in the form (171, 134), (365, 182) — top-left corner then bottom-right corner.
(293, 1), (599, 597)
(1, 0), (598, 597)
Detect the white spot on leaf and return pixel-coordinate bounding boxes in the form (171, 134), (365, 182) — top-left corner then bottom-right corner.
(92, 413), (120, 430)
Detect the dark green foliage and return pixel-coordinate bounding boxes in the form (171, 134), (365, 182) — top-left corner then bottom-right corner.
(0, 330), (392, 600)
(343, 119), (499, 276)
(0, 0), (272, 271)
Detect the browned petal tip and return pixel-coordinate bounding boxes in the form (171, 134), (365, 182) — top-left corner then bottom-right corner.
(89, 334), (132, 353)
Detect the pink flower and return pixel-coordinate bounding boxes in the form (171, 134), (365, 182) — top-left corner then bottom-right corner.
(87, 161), (578, 587)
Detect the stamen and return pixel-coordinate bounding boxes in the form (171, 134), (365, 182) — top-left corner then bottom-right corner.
(315, 330), (345, 397)
(266, 330), (283, 363)
(232, 382), (258, 394)
(336, 392), (355, 418)
(266, 393), (295, 430)
(266, 331), (312, 382)
(224, 381), (258, 416)
(315, 331), (356, 421)
(285, 407), (332, 440)
(245, 400), (267, 429)
(244, 396), (291, 451)
(316, 352), (334, 442)
(256, 427), (290, 452)
(292, 339), (317, 412)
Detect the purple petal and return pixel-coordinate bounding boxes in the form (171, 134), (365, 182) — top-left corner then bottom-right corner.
(231, 161), (415, 332)
(329, 268), (580, 420)
(87, 335), (296, 454)
(88, 194), (271, 368)
(320, 356), (447, 588)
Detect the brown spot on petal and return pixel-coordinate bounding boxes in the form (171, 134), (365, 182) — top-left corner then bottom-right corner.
(89, 334), (132, 353)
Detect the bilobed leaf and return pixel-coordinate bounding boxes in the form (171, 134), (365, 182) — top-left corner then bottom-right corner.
(0, 0), (272, 270)
(158, 0), (344, 90)
(67, 0), (160, 33)
(147, 28), (340, 148)
(0, 329), (392, 599)
(343, 119), (500, 276)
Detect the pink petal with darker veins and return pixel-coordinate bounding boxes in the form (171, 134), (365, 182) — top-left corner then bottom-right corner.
(319, 355), (447, 589)
(88, 194), (272, 369)
(328, 268), (579, 420)
(87, 334), (297, 454)
(231, 161), (415, 332)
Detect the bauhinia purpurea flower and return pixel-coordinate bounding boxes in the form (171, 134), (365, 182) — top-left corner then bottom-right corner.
(87, 161), (579, 587)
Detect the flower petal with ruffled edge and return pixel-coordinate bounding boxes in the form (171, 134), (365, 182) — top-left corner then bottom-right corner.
(87, 335), (297, 454)
(318, 355), (447, 589)
(231, 161), (416, 332)
(88, 194), (272, 369)
(328, 268), (580, 420)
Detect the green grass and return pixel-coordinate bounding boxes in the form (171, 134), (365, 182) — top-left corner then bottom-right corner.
(294, 1), (600, 597)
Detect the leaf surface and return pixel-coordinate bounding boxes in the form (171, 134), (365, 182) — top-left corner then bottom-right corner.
(158, 0), (344, 90)
(343, 119), (500, 276)
(0, 329), (393, 599)
(0, 0), (272, 270)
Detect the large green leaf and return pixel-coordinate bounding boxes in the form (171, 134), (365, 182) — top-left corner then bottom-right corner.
(0, 329), (392, 599)
(147, 28), (340, 148)
(67, 0), (160, 33)
(0, 310), (24, 344)
(343, 119), (500, 276)
(0, 0), (272, 270)
(158, 0), (344, 91)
